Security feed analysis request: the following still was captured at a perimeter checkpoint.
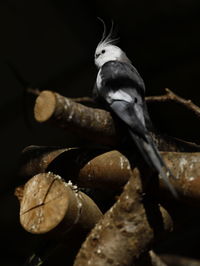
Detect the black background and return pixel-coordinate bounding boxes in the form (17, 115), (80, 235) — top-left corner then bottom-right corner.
(1, 0), (200, 265)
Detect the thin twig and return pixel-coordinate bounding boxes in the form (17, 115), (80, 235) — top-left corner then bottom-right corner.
(26, 87), (40, 96)
(146, 88), (200, 119)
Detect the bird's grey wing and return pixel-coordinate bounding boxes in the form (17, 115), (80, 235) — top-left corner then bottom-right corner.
(99, 61), (145, 93)
(105, 87), (148, 139)
(95, 61), (154, 130)
(110, 97), (177, 196)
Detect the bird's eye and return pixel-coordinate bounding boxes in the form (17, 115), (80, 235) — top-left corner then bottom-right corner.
(101, 49), (105, 54)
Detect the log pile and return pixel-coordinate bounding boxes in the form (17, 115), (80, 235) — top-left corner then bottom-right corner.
(15, 89), (200, 266)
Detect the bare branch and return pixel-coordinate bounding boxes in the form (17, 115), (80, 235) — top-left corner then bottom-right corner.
(19, 146), (200, 203)
(31, 87), (200, 120)
(16, 157), (173, 266)
(33, 90), (200, 152)
(19, 146), (131, 189)
(74, 168), (173, 266)
(34, 90), (119, 145)
(146, 88), (200, 119)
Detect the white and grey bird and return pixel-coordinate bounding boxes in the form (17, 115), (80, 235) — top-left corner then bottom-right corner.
(93, 27), (177, 196)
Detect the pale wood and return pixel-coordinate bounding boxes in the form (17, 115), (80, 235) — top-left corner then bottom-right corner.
(19, 172), (102, 234)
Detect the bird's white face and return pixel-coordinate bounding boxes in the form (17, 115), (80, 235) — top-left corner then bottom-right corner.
(94, 44), (131, 69)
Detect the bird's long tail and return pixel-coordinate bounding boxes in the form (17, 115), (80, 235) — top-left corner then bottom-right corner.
(128, 129), (177, 197)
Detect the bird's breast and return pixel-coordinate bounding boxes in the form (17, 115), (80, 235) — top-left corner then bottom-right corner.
(96, 69), (102, 90)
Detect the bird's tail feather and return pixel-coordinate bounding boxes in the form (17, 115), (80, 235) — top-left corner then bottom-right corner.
(128, 129), (177, 197)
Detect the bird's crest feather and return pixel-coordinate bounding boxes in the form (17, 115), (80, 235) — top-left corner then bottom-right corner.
(97, 18), (119, 48)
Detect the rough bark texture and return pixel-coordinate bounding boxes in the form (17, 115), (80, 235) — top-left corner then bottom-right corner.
(34, 90), (200, 151)
(19, 146), (200, 203)
(159, 152), (200, 202)
(16, 89), (200, 265)
(19, 172), (102, 235)
(34, 90), (119, 145)
(19, 146), (131, 189)
(74, 168), (173, 266)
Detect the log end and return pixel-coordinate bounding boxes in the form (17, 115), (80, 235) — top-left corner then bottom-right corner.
(34, 90), (56, 122)
(19, 173), (70, 234)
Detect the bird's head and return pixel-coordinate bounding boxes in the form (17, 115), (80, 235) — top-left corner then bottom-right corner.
(94, 19), (131, 68)
(95, 43), (131, 68)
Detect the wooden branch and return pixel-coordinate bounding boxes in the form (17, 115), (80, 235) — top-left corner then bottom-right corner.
(32, 87), (200, 120)
(18, 172), (102, 235)
(19, 145), (70, 178)
(146, 88), (200, 119)
(33, 90), (200, 152)
(16, 153), (173, 266)
(34, 90), (119, 145)
(160, 152), (200, 202)
(19, 146), (131, 189)
(69, 96), (95, 104)
(74, 168), (173, 266)
(19, 146), (200, 203)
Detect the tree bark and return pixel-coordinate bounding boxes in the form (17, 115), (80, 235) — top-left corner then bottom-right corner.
(34, 90), (119, 145)
(34, 90), (200, 152)
(19, 146), (200, 203)
(74, 168), (173, 266)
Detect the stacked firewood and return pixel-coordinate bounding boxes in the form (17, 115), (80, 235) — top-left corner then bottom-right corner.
(15, 89), (200, 266)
